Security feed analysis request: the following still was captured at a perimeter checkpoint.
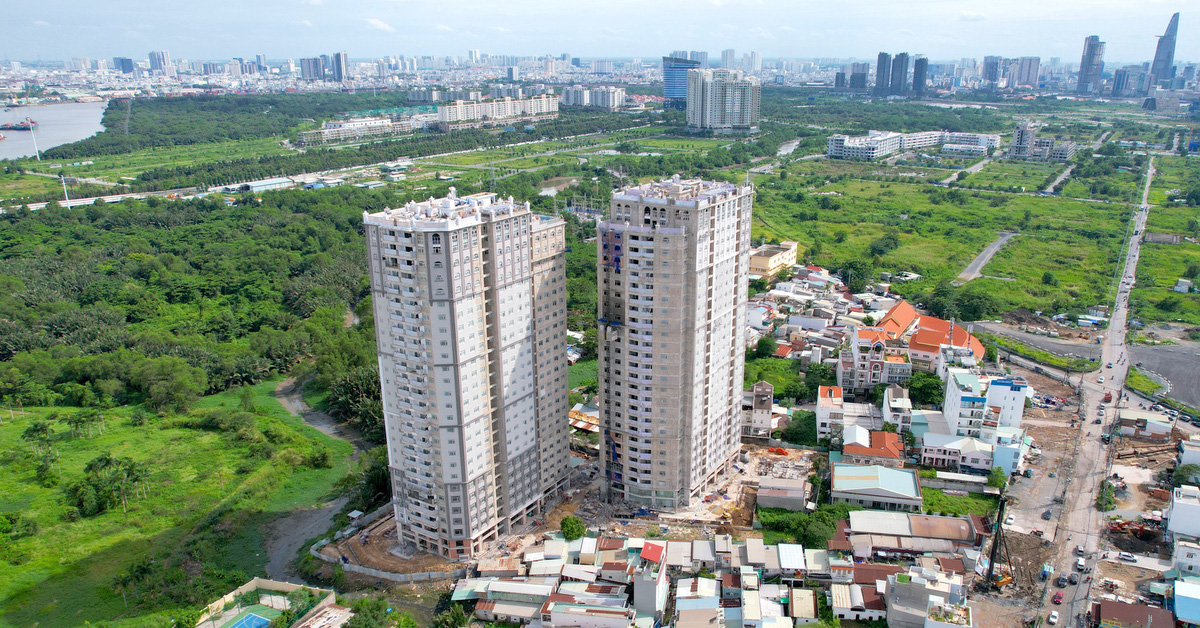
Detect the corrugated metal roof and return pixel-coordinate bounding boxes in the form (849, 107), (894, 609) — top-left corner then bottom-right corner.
(665, 541), (692, 567)
(488, 580), (555, 597)
(833, 463), (920, 498)
(692, 540), (716, 562)
(849, 510), (913, 536)
(745, 538), (766, 564)
(776, 544), (807, 571)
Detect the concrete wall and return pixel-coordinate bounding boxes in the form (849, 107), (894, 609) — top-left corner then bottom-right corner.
(309, 540), (467, 583)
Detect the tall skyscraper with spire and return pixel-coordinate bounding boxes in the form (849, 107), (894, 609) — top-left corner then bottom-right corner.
(1151, 13), (1180, 86)
(1076, 36), (1106, 95)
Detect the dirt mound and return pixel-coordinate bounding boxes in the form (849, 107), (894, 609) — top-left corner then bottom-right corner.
(1002, 308), (1046, 327)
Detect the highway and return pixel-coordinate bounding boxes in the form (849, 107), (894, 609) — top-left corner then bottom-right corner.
(1055, 156), (1152, 626)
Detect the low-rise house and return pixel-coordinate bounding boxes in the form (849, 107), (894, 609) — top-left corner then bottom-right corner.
(1088, 599), (1175, 628)
(817, 386), (883, 439)
(1117, 409), (1172, 442)
(756, 477), (811, 511)
(884, 567), (966, 628)
(831, 583), (886, 622)
(831, 464), (923, 512)
(790, 588), (820, 625)
(1175, 539), (1200, 576)
(1175, 580), (1200, 627)
(749, 241), (799, 278)
(842, 430), (905, 468)
(1180, 436), (1200, 469)
(1170, 485), (1200, 541)
(883, 385), (914, 433)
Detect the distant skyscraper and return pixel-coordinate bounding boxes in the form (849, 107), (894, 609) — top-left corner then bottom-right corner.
(875, 52), (892, 95)
(507, 66), (519, 80)
(148, 50), (174, 77)
(332, 51), (350, 82)
(113, 57), (135, 74)
(889, 53), (910, 95)
(662, 55), (701, 104)
(1077, 35), (1106, 94)
(255, 54), (268, 73)
(671, 50), (689, 61)
(835, 72), (847, 88)
(689, 51), (708, 67)
(749, 51), (762, 73)
(686, 69), (761, 132)
(722, 48), (736, 70)
(1151, 13), (1180, 86)
(300, 57), (324, 81)
(1016, 57), (1041, 87)
(849, 72), (868, 89)
(982, 56), (1002, 84)
(597, 176), (754, 510)
(912, 57), (928, 95)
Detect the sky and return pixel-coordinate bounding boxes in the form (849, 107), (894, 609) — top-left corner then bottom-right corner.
(5, 0), (1195, 66)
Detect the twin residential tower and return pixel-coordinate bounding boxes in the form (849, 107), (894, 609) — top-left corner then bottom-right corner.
(365, 178), (754, 558)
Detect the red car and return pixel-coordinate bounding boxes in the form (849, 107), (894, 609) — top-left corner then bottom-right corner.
(1052, 592), (1064, 605)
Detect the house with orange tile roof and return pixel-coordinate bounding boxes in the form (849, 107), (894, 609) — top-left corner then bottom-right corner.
(837, 301), (985, 392)
(842, 431), (905, 468)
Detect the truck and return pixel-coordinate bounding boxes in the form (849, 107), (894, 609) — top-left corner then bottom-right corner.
(1103, 391), (1113, 403)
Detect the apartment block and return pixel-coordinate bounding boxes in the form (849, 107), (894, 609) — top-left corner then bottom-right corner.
(685, 69), (761, 132)
(363, 189), (570, 559)
(597, 176), (754, 509)
(436, 95), (559, 131)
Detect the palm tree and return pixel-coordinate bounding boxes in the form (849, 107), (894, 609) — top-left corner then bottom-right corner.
(21, 421), (51, 455)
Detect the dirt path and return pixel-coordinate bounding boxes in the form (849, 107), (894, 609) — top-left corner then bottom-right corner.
(261, 377), (368, 581)
(954, 231), (1016, 284)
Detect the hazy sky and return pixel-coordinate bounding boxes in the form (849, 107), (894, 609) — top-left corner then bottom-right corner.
(5, 0), (1194, 66)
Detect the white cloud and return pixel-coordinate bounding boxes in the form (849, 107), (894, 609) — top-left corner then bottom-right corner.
(297, 19), (314, 28)
(301, 0), (323, 5)
(32, 19), (51, 27)
(434, 24), (452, 31)
(959, 10), (985, 22)
(366, 18), (395, 32)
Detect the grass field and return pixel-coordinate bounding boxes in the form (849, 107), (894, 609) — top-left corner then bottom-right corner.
(976, 331), (1096, 372)
(752, 170), (1130, 312)
(959, 161), (1063, 192)
(1130, 242), (1200, 325)
(568, 360), (598, 390)
(0, 172), (60, 202)
(922, 488), (998, 516)
(743, 357), (803, 392)
(1126, 367), (1165, 397)
(22, 137), (292, 183)
(0, 378), (352, 627)
(1146, 155), (1200, 205)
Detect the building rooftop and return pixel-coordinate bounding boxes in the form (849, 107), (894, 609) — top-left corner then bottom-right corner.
(832, 464), (921, 499)
(843, 431), (904, 460)
(363, 189), (530, 230)
(612, 175), (750, 206)
(818, 386), (844, 408)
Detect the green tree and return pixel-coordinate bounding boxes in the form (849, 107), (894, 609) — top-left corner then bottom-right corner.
(838, 259), (873, 293)
(779, 410), (818, 446)
(987, 466), (1008, 488)
(1186, 263), (1200, 280)
(907, 372), (945, 406)
(1042, 271), (1059, 286)
(560, 515), (586, 541)
(1173, 464), (1200, 486)
(755, 337), (779, 359)
(132, 357), (207, 412)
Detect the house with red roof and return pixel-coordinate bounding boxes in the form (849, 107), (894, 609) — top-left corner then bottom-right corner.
(842, 431), (905, 468)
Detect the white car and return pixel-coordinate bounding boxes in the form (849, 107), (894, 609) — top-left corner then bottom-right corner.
(1004, 514), (1015, 525)
(1098, 376), (1105, 383)
(1048, 611), (1059, 625)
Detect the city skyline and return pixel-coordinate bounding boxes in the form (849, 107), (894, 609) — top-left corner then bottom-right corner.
(4, 1), (1197, 65)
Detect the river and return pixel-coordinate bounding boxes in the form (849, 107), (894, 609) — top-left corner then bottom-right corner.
(0, 101), (107, 161)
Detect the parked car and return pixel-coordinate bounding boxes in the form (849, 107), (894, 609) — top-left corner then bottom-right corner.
(1056, 573), (1068, 587)
(1004, 514), (1015, 525)
(1075, 557), (1086, 571)
(1048, 611), (1059, 625)
(1119, 552), (1137, 562)
(1099, 376), (1105, 383)
(1042, 509), (1053, 520)
(1053, 592), (1064, 605)
(1075, 545), (1086, 556)
(1069, 572), (1080, 585)
(1107, 362), (1113, 368)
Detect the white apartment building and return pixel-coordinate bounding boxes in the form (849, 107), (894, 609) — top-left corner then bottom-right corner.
(561, 85), (627, 110)
(597, 176), (754, 510)
(363, 189), (570, 559)
(686, 69), (761, 132)
(1170, 485), (1200, 541)
(437, 95), (560, 130)
(827, 130), (1001, 160)
(297, 116), (415, 146)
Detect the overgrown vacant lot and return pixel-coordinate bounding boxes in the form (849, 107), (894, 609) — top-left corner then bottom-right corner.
(751, 170), (1129, 312)
(958, 160), (1064, 192)
(1131, 242), (1200, 326)
(0, 379), (351, 627)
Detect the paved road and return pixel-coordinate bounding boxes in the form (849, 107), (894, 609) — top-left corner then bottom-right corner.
(941, 157), (992, 184)
(1045, 165), (1074, 193)
(1055, 157), (1151, 625)
(955, 232), (1017, 284)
